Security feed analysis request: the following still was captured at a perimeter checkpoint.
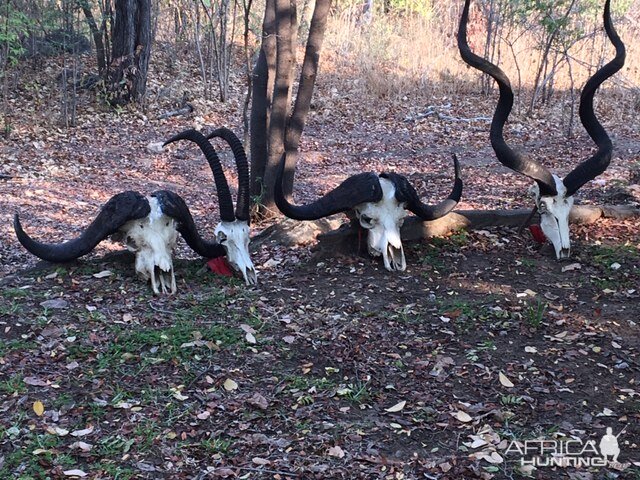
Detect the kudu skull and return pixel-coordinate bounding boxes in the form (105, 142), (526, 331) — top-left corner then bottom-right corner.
(274, 155), (463, 271)
(164, 128), (257, 285)
(458, 0), (625, 259)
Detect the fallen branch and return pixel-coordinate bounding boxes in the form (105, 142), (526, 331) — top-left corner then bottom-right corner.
(251, 217), (343, 248)
(260, 204), (639, 252)
(157, 103), (194, 120)
(435, 113), (492, 123)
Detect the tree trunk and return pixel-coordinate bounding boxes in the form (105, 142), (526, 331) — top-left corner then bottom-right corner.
(107, 0), (151, 105)
(78, 1), (108, 74)
(261, 0), (296, 213)
(281, 0), (331, 198)
(249, 0), (276, 204)
(251, 0), (331, 216)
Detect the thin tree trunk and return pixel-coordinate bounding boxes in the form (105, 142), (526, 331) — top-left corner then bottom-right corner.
(79, 0), (108, 73)
(249, 0), (276, 203)
(528, 0), (575, 113)
(241, 0), (254, 147)
(194, 1), (209, 99)
(260, 0), (295, 212)
(281, 0), (332, 198)
(2, 0), (12, 138)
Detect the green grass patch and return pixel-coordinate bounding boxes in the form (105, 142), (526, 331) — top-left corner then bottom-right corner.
(96, 320), (240, 370)
(202, 435), (234, 455)
(0, 339), (38, 357)
(0, 287), (30, 299)
(0, 431), (62, 479)
(524, 300), (547, 329)
(419, 231), (469, 271)
(438, 299), (486, 333)
(94, 434), (136, 458)
(516, 257), (536, 269)
(0, 375), (27, 395)
(286, 374), (336, 392)
(0, 299), (22, 316)
(586, 244), (638, 291)
(588, 243), (639, 269)
(92, 463), (136, 480)
(336, 378), (372, 405)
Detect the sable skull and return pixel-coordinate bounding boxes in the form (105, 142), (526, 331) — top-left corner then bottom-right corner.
(14, 190), (226, 295)
(274, 154), (462, 271)
(458, 0), (625, 259)
(164, 128), (257, 284)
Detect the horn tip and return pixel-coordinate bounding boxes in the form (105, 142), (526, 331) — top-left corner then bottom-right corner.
(452, 154), (461, 177)
(163, 128), (201, 147)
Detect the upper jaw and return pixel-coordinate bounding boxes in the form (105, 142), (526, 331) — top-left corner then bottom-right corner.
(242, 266), (258, 285)
(369, 238), (406, 271)
(228, 257), (258, 285)
(383, 243), (406, 271)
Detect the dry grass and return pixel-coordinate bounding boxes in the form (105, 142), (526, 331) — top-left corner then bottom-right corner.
(321, 8), (640, 109)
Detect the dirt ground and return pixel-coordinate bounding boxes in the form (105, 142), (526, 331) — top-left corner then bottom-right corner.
(1, 52), (640, 479)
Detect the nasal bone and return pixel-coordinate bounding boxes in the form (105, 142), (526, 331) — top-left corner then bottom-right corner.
(557, 221), (571, 260)
(386, 231), (402, 249)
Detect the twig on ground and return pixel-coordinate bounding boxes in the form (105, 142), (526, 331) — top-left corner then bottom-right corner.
(147, 301), (177, 315)
(157, 103), (194, 119)
(236, 466), (299, 477)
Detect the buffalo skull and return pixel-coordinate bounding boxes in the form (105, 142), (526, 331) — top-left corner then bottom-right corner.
(275, 155), (463, 271)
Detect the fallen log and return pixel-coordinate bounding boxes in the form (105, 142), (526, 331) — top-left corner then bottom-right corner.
(317, 205), (639, 252)
(251, 217), (344, 248)
(157, 103), (194, 120)
(251, 204), (639, 252)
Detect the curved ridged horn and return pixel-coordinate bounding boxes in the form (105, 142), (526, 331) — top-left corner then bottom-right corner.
(14, 191), (150, 263)
(381, 154), (463, 220)
(457, 0), (557, 197)
(274, 154), (383, 220)
(206, 128), (250, 223)
(151, 190), (225, 259)
(163, 129), (235, 222)
(563, 0), (625, 197)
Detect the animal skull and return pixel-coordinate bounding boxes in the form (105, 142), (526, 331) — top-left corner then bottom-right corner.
(165, 128), (258, 285)
(458, 0), (625, 261)
(355, 177), (408, 271)
(530, 175), (574, 260)
(274, 154), (462, 271)
(121, 196), (179, 294)
(215, 220), (257, 284)
(14, 189), (229, 295)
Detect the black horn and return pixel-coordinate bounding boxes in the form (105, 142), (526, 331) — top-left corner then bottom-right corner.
(382, 154), (463, 220)
(457, 0), (557, 196)
(206, 128), (250, 223)
(163, 129), (236, 222)
(563, 0), (625, 197)
(14, 191), (150, 263)
(151, 190), (225, 258)
(274, 154), (383, 220)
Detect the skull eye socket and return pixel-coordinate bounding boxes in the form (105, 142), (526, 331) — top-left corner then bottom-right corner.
(359, 214), (375, 229)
